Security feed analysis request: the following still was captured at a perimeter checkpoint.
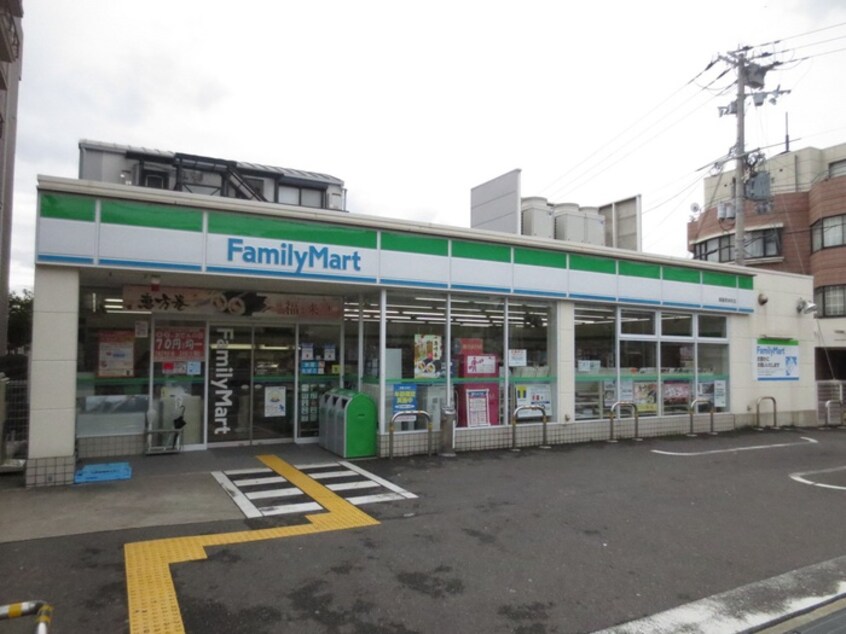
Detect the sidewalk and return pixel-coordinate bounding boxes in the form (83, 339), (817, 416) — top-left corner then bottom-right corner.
(0, 443), (338, 543)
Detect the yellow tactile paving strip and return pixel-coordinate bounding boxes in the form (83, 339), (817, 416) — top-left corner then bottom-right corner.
(125, 455), (380, 634)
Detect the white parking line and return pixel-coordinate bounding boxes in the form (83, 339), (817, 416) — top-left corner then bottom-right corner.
(790, 465), (846, 491)
(652, 436), (818, 456)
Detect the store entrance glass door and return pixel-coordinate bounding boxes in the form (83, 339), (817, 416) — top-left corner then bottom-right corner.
(296, 324), (342, 440)
(207, 325), (295, 444)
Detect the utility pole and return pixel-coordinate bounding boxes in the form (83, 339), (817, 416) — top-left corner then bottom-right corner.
(716, 47), (789, 266)
(734, 49), (747, 266)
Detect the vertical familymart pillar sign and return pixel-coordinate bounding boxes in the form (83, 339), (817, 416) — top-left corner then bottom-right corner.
(756, 338), (799, 381)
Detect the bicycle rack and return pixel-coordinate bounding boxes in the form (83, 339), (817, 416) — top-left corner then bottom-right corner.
(755, 396), (778, 430)
(607, 401), (640, 442)
(388, 410), (432, 459)
(687, 398), (716, 437)
(511, 405), (550, 451)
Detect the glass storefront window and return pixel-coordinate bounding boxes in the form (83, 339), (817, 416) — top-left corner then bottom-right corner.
(384, 293), (448, 431)
(661, 342), (694, 415)
(574, 305), (616, 420)
(576, 304), (733, 420)
(508, 301), (553, 422)
(620, 340), (658, 417)
(76, 288), (151, 440)
(451, 295), (505, 427)
(621, 309), (655, 336)
(297, 323), (341, 438)
(153, 321), (206, 445)
(698, 315), (727, 338)
(661, 312), (693, 337)
(698, 343), (730, 412)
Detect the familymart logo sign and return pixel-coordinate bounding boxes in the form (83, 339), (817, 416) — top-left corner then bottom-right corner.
(208, 236), (374, 280)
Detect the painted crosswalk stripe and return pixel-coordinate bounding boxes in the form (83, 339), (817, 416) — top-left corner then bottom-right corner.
(213, 460), (417, 519)
(232, 475), (287, 486)
(309, 470), (357, 480)
(225, 467), (273, 476)
(340, 460), (418, 499)
(211, 471), (263, 518)
(261, 501), (323, 516)
(326, 481), (381, 492)
(347, 492), (407, 505)
(245, 488), (304, 501)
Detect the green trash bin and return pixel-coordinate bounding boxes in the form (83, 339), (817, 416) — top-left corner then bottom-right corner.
(318, 389), (377, 458)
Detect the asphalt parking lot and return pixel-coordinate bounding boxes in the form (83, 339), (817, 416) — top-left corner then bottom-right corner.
(3, 428), (846, 633)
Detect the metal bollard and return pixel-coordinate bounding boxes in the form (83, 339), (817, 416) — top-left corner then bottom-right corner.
(440, 406), (457, 457)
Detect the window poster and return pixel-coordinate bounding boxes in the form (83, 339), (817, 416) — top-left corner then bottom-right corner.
(324, 344), (336, 362)
(154, 326), (205, 363)
(714, 380), (727, 408)
(392, 383), (418, 424)
(508, 349), (527, 367)
(514, 383), (553, 419)
(98, 331), (135, 378)
(466, 388), (491, 427)
(633, 382), (658, 414)
(414, 334), (443, 378)
(264, 386), (287, 418)
(756, 339), (799, 381)
(301, 343), (314, 361)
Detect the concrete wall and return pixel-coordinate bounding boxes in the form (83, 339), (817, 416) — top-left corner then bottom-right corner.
(731, 269), (817, 426)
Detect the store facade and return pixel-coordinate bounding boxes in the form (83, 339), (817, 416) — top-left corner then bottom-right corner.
(27, 176), (819, 486)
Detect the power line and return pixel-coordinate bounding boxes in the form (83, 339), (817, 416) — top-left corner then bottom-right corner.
(752, 21), (846, 49)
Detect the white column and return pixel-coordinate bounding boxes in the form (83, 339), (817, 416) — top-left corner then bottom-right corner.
(27, 266), (79, 485)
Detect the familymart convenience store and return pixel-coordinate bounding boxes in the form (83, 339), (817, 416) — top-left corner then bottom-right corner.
(26, 176), (818, 486)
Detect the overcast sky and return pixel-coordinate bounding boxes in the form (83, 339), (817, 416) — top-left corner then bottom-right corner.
(9, 1), (846, 292)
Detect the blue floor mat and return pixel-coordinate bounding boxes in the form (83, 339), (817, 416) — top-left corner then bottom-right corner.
(74, 462), (132, 484)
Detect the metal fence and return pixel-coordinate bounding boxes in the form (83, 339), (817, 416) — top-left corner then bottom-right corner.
(4, 379), (28, 457)
(817, 380), (845, 426)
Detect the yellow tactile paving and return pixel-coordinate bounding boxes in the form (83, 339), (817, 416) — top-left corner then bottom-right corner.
(125, 455), (380, 634)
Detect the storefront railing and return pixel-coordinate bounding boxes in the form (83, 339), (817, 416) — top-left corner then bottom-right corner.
(755, 396), (778, 430)
(511, 405), (549, 451)
(607, 401), (639, 443)
(687, 398), (716, 436)
(388, 410), (432, 459)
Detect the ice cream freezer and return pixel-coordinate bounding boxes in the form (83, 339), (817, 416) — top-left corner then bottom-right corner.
(318, 389), (377, 458)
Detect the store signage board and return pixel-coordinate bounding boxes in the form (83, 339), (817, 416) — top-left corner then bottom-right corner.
(755, 338), (799, 381)
(124, 286), (342, 320)
(37, 190), (756, 314)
